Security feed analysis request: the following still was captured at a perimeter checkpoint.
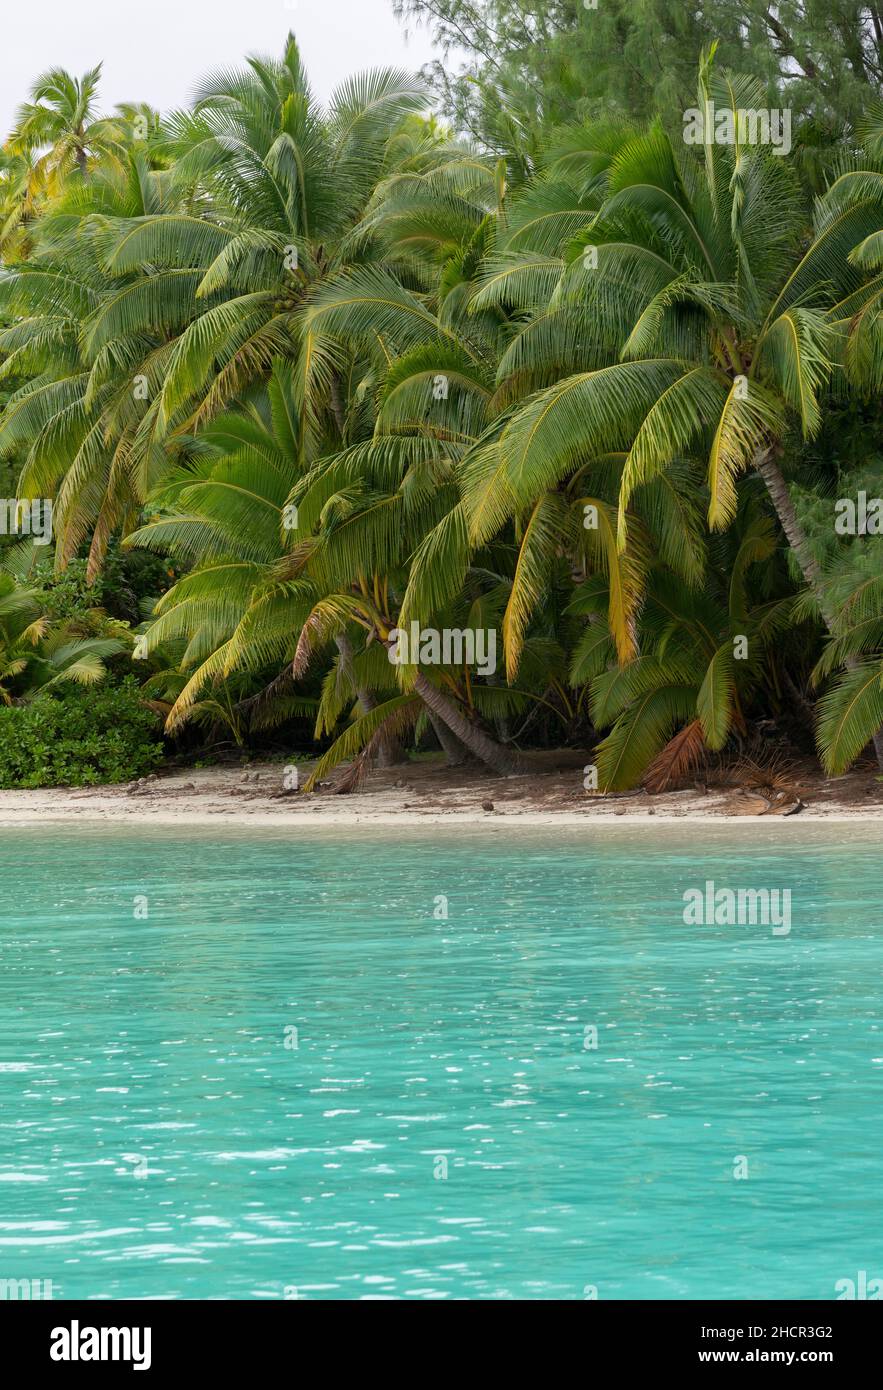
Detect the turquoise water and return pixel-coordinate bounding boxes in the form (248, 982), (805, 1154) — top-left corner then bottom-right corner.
(1, 823), (881, 1301)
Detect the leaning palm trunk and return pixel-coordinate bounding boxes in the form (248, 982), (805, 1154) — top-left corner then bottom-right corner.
(334, 634), (407, 766)
(756, 451), (883, 769)
(412, 670), (527, 775)
(427, 710), (473, 766)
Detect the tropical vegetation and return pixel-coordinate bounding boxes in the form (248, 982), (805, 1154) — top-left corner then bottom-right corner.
(0, 26), (881, 792)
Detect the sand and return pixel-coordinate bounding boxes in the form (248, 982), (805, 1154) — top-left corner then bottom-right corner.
(0, 749), (880, 827)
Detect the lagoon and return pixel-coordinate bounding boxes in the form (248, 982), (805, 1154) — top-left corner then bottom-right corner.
(1, 824), (881, 1300)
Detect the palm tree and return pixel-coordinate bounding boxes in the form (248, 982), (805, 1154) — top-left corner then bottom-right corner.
(104, 35), (431, 438)
(0, 148), (44, 262)
(428, 55), (883, 770)
(4, 41), (882, 792)
(578, 503), (797, 789)
(811, 549), (883, 774)
(0, 144), (193, 574)
(126, 363), (531, 776)
(0, 572), (128, 700)
(6, 65), (126, 183)
(0, 37), (437, 575)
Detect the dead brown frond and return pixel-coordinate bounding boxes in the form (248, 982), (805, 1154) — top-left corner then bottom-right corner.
(645, 719), (707, 793)
(333, 701), (420, 795)
(139, 698), (172, 718)
(727, 746), (799, 794)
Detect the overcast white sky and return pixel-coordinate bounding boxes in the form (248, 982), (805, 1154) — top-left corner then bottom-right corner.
(0, 0), (442, 134)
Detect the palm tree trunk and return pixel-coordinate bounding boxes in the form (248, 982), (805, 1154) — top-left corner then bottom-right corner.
(756, 449), (883, 769)
(413, 670), (527, 775)
(334, 634), (406, 766)
(329, 377), (346, 439)
(485, 669), (511, 743)
(427, 711), (473, 766)
(756, 452), (830, 614)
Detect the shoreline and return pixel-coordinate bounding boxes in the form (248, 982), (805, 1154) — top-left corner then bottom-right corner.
(1, 749), (880, 827)
(1, 808), (881, 827)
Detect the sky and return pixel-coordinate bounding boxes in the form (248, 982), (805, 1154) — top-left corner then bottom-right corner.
(0, 0), (442, 134)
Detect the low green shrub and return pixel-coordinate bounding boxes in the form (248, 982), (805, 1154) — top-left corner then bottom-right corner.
(0, 678), (164, 788)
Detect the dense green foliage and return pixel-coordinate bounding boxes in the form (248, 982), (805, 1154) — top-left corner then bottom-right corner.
(397, 0), (883, 143)
(0, 23), (881, 792)
(0, 677), (162, 787)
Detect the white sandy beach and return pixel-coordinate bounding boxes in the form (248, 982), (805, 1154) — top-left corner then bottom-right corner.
(1, 750), (880, 826)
